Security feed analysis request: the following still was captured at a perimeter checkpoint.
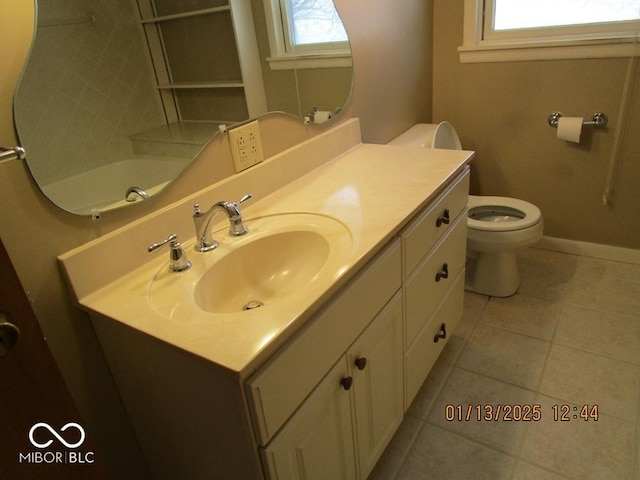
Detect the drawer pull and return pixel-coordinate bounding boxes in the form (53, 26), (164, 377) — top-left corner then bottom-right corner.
(433, 323), (447, 343)
(340, 376), (354, 391)
(354, 357), (367, 371)
(436, 209), (450, 227)
(435, 263), (449, 281)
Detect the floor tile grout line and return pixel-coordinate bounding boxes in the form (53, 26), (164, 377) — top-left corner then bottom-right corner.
(476, 314), (558, 344)
(386, 294), (490, 479)
(385, 415), (428, 480)
(531, 245), (640, 268)
(550, 337), (640, 369)
(424, 421), (522, 462)
(416, 420), (562, 479)
(421, 413), (532, 478)
(452, 363), (539, 395)
(445, 293), (526, 479)
(477, 297), (640, 368)
(508, 303), (556, 470)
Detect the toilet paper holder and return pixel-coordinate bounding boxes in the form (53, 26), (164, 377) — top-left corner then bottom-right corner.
(548, 112), (608, 128)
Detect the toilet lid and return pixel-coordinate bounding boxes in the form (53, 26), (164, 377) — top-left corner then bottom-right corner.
(388, 122), (462, 150)
(467, 196), (542, 232)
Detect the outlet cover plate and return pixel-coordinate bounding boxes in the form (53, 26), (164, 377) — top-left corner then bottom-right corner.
(229, 120), (265, 173)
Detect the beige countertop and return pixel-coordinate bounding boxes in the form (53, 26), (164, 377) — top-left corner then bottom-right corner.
(60, 121), (473, 377)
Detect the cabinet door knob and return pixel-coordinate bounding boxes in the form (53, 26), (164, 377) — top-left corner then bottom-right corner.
(340, 376), (353, 391)
(354, 357), (367, 370)
(435, 263), (449, 281)
(433, 323), (447, 343)
(436, 209), (450, 227)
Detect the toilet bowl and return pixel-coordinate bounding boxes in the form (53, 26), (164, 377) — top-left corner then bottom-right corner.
(389, 123), (544, 297)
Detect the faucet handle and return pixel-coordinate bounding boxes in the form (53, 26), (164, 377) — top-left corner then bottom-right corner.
(229, 194), (253, 236)
(238, 193), (253, 205)
(148, 233), (192, 272)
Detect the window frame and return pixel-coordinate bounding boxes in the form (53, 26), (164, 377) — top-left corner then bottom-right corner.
(263, 0), (352, 70)
(459, 0), (640, 63)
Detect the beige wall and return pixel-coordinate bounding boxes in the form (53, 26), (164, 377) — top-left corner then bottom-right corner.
(433, 0), (640, 249)
(0, 0), (433, 477)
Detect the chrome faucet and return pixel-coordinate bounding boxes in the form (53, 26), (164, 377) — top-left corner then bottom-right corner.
(193, 194), (253, 252)
(126, 186), (150, 202)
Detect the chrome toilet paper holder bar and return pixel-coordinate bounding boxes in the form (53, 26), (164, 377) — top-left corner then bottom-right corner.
(548, 112), (608, 128)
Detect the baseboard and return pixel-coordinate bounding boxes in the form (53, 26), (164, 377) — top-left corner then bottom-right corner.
(534, 236), (640, 265)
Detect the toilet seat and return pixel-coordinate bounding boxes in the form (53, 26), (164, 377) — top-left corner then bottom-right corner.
(468, 196), (541, 232)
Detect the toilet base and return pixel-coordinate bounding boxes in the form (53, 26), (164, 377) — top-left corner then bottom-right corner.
(465, 251), (519, 297)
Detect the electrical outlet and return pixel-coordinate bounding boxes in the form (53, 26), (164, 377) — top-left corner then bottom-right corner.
(229, 120), (264, 172)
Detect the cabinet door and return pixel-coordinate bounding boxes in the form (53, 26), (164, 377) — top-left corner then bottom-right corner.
(349, 291), (404, 479)
(262, 358), (357, 480)
(247, 240), (401, 446)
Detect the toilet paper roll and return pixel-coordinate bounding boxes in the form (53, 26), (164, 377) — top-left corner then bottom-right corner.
(557, 116), (583, 143)
(313, 111), (333, 124)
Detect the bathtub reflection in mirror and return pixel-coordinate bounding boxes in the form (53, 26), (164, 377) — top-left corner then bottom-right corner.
(14, 0), (353, 216)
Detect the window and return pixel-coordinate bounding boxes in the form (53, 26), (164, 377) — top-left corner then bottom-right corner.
(287, 0), (348, 47)
(263, 0), (352, 70)
(493, 0), (640, 31)
(460, 0), (640, 62)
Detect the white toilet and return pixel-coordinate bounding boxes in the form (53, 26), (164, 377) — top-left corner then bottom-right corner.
(389, 122), (544, 297)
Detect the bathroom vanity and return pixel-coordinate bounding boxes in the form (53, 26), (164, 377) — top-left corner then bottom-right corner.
(59, 119), (473, 479)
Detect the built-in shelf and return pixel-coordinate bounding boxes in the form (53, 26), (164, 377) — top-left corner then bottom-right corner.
(137, 0), (267, 125)
(131, 121), (221, 146)
(140, 6), (230, 24)
(156, 81), (244, 90)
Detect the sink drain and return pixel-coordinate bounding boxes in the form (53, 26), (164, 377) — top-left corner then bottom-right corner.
(243, 300), (264, 311)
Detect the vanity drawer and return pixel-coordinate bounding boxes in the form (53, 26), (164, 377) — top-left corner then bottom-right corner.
(402, 169), (469, 277)
(404, 270), (464, 410)
(404, 212), (467, 347)
(246, 240), (402, 446)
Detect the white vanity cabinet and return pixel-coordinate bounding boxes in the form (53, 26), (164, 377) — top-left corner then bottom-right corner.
(247, 168), (470, 480)
(401, 169), (470, 408)
(58, 122), (475, 480)
(247, 241), (404, 480)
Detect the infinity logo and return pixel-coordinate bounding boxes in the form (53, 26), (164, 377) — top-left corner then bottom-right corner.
(29, 422), (86, 449)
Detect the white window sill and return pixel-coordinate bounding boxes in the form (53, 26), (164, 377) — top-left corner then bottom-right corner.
(459, 38), (640, 63)
(266, 53), (352, 70)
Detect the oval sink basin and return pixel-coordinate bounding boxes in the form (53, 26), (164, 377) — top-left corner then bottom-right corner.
(148, 213), (352, 318)
(195, 229), (331, 313)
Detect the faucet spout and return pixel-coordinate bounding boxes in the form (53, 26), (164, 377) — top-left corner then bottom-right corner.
(193, 194), (252, 252)
(126, 186), (150, 202)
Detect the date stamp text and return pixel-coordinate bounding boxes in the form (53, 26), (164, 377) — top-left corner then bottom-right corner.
(444, 404), (599, 422)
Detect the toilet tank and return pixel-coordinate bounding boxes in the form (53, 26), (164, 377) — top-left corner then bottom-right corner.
(388, 122), (462, 150)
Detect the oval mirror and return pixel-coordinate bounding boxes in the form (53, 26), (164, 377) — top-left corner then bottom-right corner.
(14, 0), (353, 216)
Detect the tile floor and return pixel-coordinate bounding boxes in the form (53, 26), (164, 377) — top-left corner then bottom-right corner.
(370, 247), (640, 480)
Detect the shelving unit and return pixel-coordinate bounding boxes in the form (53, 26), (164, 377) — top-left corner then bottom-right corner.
(136, 0), (267, 127)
